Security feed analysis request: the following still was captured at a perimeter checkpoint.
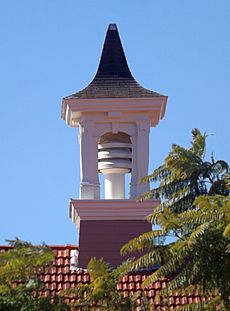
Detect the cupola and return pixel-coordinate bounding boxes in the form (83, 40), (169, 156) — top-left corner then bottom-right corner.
(62, 24), (167, 267)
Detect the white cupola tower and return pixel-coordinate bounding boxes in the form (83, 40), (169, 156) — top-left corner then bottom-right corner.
(61, 24), (167, 268)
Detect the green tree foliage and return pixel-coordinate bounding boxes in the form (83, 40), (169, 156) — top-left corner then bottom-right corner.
(0, 239), (69, 311)
(121, 129), (230, 310)
(139, 128), (229, 212)
(61, 257), (140, 311)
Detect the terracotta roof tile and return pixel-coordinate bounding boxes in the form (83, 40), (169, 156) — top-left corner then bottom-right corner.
(181, 296), (188, 304)
(51, 274), (57, 282)
(161, 280), (167, 288)
(154, 281), (161, 289)
(136, 276), (141, 283)
(128, 282), (135, 290)
(50, 282), (57, 290)
(116, 283), (122, 290)
(57, 283), (63, 291)
(44, 274), (51, 282)
(50, 266), (57, 274)
(136, 282), (142, 290)
(0, 245), (209, 309)
(69, 274), (76, 282)
(121, 274), (129, 283)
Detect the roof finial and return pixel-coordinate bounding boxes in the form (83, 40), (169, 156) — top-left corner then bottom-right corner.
(108, 24), (117, 31)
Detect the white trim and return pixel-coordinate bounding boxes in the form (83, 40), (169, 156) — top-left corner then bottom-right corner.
(69, 199), (160, 229)
(61, 96), (167, 127)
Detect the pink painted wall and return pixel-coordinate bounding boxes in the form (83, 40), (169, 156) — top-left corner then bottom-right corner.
(78, 219), (151, 268)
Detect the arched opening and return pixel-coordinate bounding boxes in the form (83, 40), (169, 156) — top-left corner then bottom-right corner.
(99, 132), (131, 144)
(98, 132), (132, 199)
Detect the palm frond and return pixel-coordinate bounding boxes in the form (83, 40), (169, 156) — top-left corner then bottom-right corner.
(124, 248), (164, 272)
(225, 174), (230, 190)
(212, 160), (229, 174)
(139, 165), (171, 184)
(120, 230), (164, 255)
(223, 223), (230, 237)
(187, 223), (210, 246)
(142, 251), (188, 288)
(190, 128), (207, 158)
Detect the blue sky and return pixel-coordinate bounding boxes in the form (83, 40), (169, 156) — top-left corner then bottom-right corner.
(0, 1), (229, 245)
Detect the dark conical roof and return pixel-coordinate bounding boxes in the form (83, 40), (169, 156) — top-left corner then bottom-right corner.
(96, 24), (132, 79)
(65, 24), (162, 99)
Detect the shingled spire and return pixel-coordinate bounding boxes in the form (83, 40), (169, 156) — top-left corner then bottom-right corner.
(65, 24), (162, 99)
(96, 24), (132, 78)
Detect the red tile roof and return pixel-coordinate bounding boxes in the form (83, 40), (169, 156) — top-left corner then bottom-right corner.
(0, 245), (208, 310)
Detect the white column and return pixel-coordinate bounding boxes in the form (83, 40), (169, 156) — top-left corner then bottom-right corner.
(130, 134), (138, 199)
(130, 120), (150, 198)
(79, 120), (100, 199)
(104, 173), (125, 199)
